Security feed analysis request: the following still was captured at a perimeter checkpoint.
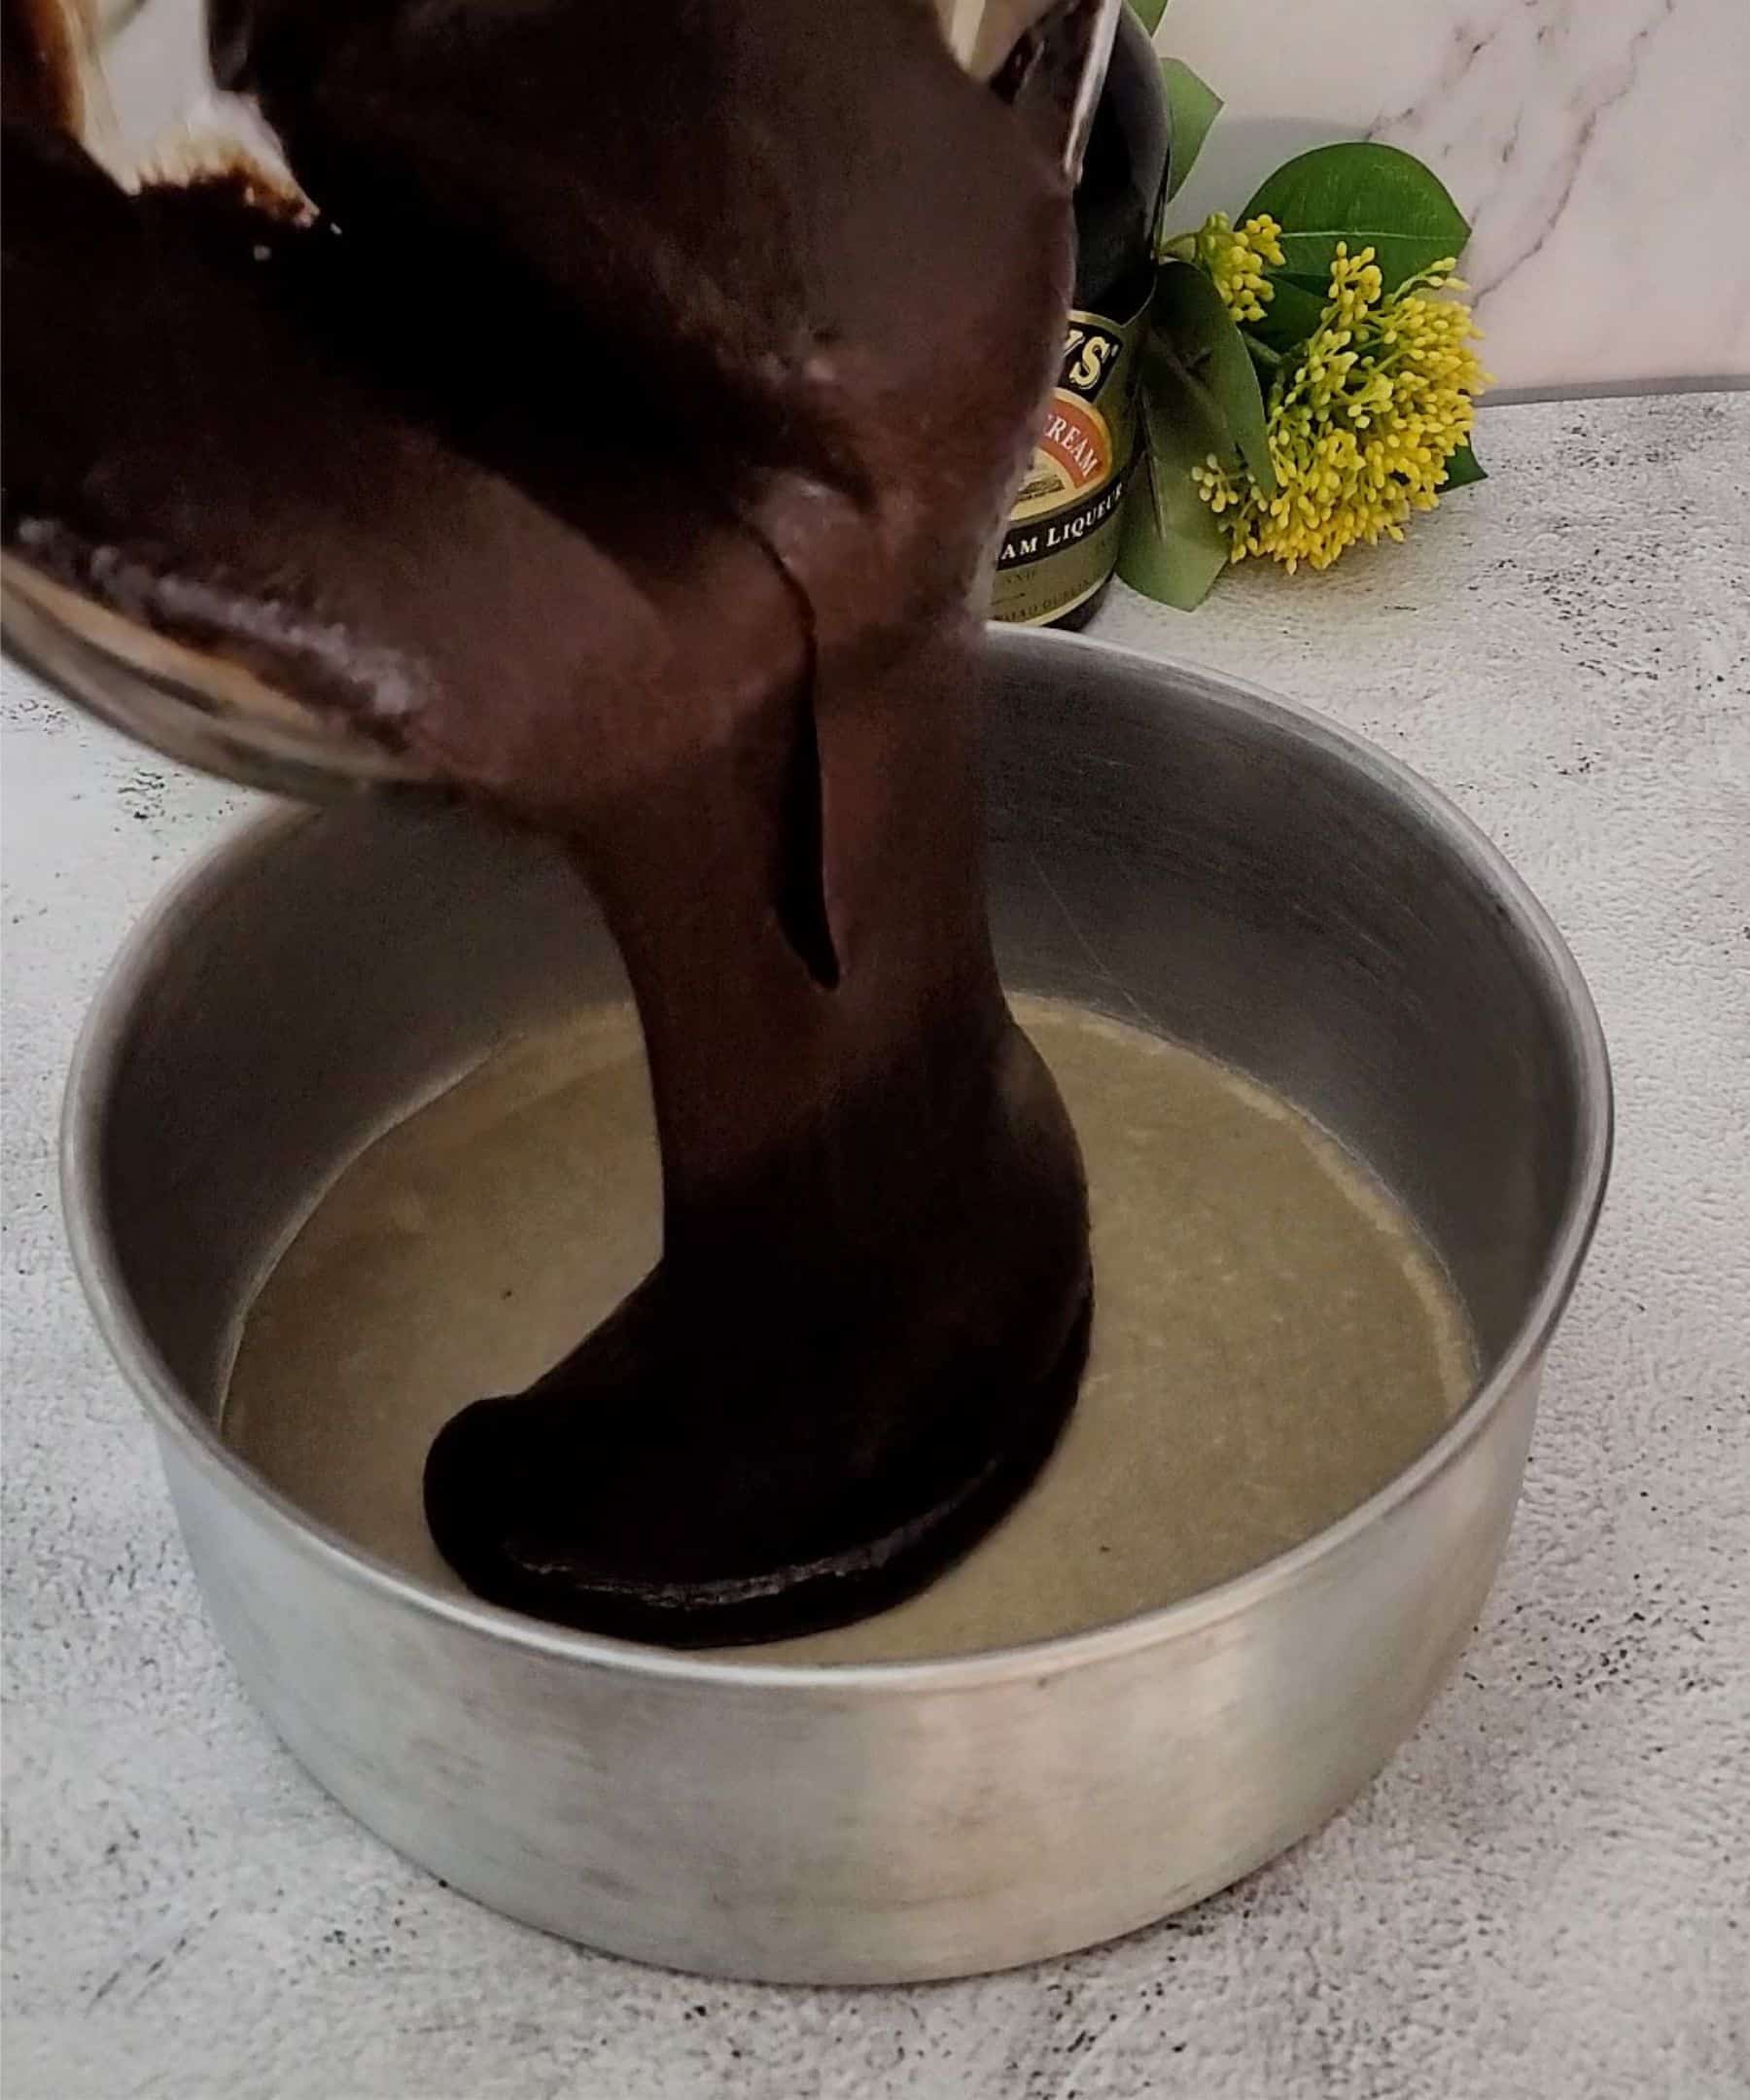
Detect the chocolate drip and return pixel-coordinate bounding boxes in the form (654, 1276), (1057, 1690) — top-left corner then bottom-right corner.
(2, 0), (1097, 1643)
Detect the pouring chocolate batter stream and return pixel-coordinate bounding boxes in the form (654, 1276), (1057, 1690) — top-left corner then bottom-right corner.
(3, 0), (1115, 1642)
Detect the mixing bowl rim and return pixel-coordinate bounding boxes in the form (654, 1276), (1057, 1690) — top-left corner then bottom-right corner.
(59, 628), (1613, 1695)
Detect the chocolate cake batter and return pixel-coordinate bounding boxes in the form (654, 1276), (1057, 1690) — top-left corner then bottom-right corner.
(2, 0), (1106, 1642)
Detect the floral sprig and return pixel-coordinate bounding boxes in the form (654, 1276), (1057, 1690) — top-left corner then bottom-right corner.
(1192, 247), (1490, 573)
(1118, 3), (1490, 608)
(1178, 212), (1285, 325)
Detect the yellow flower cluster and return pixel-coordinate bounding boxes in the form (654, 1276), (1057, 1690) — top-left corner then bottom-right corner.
(1193, 212), (1286, 323)
(1194, 244), (1489, 573)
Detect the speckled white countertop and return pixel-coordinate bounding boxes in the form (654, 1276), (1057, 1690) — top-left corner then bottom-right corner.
(4, 392), (1747, 2098)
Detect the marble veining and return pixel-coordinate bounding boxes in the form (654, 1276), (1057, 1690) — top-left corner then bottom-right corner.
(1160, 0), (1750, 393)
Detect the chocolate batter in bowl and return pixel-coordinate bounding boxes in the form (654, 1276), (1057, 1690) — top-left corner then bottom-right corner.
(3, 0), (1128, 1641)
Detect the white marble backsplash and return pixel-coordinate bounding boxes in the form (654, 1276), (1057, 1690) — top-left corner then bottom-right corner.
(1157, 0), (1750, 395)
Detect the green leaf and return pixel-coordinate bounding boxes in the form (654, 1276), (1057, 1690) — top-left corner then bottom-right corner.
(1441, 440), (1487, 489)
(1161, 55), (1221, 202)
(1151, 260), (1274, 492)
(1126, 0), (1169, 30)
(1244, 274), (1328, 356)
(1116, 336), (1232, 612)
(1242, 141), (1469, 293)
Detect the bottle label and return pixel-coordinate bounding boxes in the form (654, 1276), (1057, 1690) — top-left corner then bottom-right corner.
(991, 296), (1150, 626)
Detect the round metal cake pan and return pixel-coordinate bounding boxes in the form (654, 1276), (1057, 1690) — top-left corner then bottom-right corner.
(60, 627), (1611, 1982)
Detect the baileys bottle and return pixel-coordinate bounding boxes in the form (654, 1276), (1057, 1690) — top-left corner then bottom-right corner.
(991, 2), (1169, 629)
